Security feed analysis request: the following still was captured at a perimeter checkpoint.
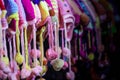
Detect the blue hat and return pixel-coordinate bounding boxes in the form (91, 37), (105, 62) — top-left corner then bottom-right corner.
(4, 0), (18, 17)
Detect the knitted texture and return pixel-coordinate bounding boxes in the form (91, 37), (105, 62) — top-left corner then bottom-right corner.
(4, 0), (18, 17)
(14, 0), (27, 29)
(21, 0), (35, 21)
(0, 0), (5, 10)
(32, 0), (40, 4)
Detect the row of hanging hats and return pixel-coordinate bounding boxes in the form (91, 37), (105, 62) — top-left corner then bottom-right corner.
(0, 0), (115, 80)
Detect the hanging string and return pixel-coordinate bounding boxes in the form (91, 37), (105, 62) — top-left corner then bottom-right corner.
(9, 39), (13, 69)
(16, 20), (20, 53)
(88, 30), (91, 49)
(48, 23), (53, 49)
(39, 27), (45, 67)
(3, 30), (8, 56)
(62, 30), (64, 50)
(33, 24), (37, 65)
(0, 20), (3, 57)
(20, 28), (25, 58)
(54, 22), (59, 57)
(64, 22), (67, 49)
(24, 27), (29, 66)
(68, 41), (71, 72)
(13, 34), (17, 72)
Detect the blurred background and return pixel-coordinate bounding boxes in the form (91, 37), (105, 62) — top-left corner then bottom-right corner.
(43, 0), (120, 80)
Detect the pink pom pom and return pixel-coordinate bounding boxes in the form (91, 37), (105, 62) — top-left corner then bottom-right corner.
(66, 71), (75, 80)
(80, 50), (86, 58)
(30, 49), (41, 58)
(3, 66), (11, 74)
(0, 49), (5, 55)
(8, 72), (18, 80)
(0, 61), (6, 70)
(0, 70), (7, 79)
(0, 61), (11, 74)
(32, 66), (42, 76)
(62, 61), (68, 70)
(46, 48), (58, 61)
(62, 48), (70, 57)
(21, 68), (31, 79)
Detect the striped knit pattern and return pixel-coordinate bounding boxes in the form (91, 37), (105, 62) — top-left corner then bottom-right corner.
(50, 0), (58, 16)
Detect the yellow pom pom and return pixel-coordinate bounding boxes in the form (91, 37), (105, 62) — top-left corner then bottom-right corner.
(1, 56), (9, 66)
(15, 53), (24, 65)
(88, 53), (94, 61)
(40, 66), (47, 76)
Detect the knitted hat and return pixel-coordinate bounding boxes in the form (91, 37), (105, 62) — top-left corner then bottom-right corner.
(99, 0), (113, 22)
(0, 0), (8, 30)
(38, 0), (50, 22)
(91, 0), (106, 15)
(57, 0), (75, 41)
(0, 0), (5, 10)
(66, 0), (82, 25)
(76, 0), (94, 26)
(82, 0), (97, 22)
(31, 1), (41, 24)
(50, 0), (59, 16)
(32, 0), (40, 4)
(50, 0), (59, 24)
(0, 11), (2, 49)
(45, 0), (55, 17)
(14, 0), (27, 29)
(4, 0), (18, 17)
(21, 0), (35, 25)
(0, 9), (1, 16)
(45, 0), (53, 9)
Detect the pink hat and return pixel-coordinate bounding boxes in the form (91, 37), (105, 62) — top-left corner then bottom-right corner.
(66, 0), (82, 25)
(46, 48), (58, 61)
(57, 0), (75, 41)
(45, 0), (53, 9)
(31, 2), (41, 26)
(21, 0), (36, 25)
